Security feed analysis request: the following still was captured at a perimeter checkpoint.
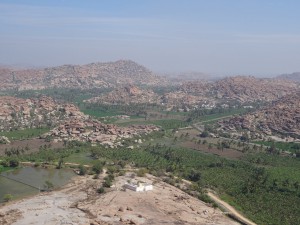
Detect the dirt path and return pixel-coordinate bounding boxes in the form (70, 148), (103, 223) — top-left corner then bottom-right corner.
(178, 178), (257, 225)
(207, 191), (257, 225)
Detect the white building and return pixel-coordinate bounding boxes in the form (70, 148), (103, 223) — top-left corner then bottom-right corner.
(124, 182), (153, 192)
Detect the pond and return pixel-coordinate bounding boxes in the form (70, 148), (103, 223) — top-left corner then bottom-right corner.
(0, 167), (75, 203)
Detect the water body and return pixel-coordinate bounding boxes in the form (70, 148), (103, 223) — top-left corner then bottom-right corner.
(0, 167), (75, 203)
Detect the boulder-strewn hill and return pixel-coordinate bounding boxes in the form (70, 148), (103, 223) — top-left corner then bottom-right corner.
(0, 60), (165, 91)
(277, 72), (300, 83)
(0, 96), (85, 131)
(220, 92), (300, 138)
(0, 95), (160, 146)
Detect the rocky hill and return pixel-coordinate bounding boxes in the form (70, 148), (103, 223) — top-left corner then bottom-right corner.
(0, 96), (85, 131)
(277, 72), (300, 83)
(46, 118), (159, 147)
(220, 92), (300, 138)
(82, 75), (300, 113)
(0, 60), (165, 91)
(85, 84), (216, 111)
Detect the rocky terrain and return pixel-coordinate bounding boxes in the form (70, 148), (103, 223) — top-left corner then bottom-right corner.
(86, 76), (300, 111)
(160, 91), (216, 111)
(0, 60), (166, 91)
(177, 76), (300, 103)
(0, 173), (239, 225)
(213, 76), (299, 103)
(0, 96), (85, 131)
(86, 84), (216, 111)
(220, 92), (300, 138)
(86, 85), (159, 105)
(46, 118), (160, 147)
(0, 95), (159, 148)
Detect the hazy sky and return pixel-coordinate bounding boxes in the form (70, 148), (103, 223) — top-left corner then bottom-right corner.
(1, 0), (300, 75)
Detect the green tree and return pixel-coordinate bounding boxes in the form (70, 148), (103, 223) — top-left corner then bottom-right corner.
(92, 161), (103, 174)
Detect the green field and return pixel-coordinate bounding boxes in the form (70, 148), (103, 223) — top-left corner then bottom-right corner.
(80, 107), (122, 118)
(117, 119), (191, 130)
(198, 108), (247, 123)
(0, 128), (50, 141)
(64, 152), (96, 165)
(254, 141), (300, 153)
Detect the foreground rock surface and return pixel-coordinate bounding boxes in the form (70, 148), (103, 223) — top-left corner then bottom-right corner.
(0, 175), (238, 225)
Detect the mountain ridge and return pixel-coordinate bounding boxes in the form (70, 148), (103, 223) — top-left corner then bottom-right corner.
(0, 60), (166, 91)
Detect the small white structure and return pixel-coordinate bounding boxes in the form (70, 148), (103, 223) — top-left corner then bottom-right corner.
(124, 182), (153, 192)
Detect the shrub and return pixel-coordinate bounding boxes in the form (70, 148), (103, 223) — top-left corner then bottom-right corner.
(3, 194), (13, 202)
(137, 168), (148, 177)
(34, 162), (41, 167)
(9, 158), (19, 167)
(200, 131), (209, 138)
(92, 161), (103, 174)
(78, 164), (87, 176)
(103, 179), (112, 188)
(97, 187), (105, 194)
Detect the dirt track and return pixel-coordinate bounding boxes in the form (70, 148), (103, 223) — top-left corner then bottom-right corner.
(207, 191), (257, 225)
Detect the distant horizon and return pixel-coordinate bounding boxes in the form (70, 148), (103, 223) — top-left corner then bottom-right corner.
(1, 59), (298, 78)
